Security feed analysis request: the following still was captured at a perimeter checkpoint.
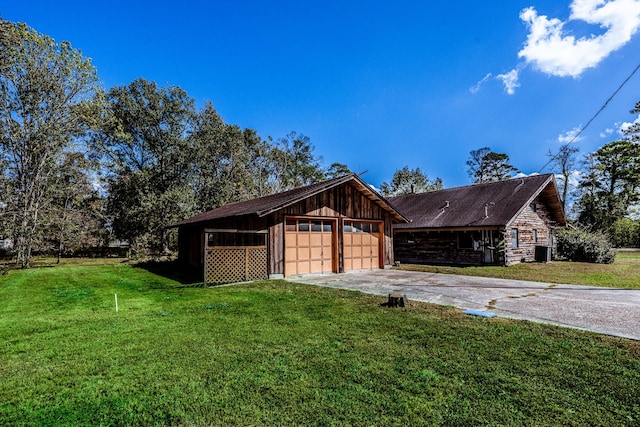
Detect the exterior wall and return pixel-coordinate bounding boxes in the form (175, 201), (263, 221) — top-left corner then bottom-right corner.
(394, 229), (505, 266)
(505, 199), (553, 265)
(178, 181), (397, 278)
(266, 182), (394, 275)
(393, 198), (559, 267)
(178, 216), (269, 272)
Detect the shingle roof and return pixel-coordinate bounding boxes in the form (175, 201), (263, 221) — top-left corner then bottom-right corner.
(170, 174), (409, 227)
(390, 174), (566, 230)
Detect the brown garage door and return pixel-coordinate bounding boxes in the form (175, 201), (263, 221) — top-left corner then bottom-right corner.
(343, 221), (381, 271)
(285, 218), (335, 276)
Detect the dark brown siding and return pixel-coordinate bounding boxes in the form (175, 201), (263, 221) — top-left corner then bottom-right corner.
(178, 215), (268, 271)
(178, 181), (397, 278)
(394, 229), (504, 266)
(266, 182), (394, 275)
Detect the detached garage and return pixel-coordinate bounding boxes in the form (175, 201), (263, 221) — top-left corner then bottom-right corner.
(172, 174), (408, 284)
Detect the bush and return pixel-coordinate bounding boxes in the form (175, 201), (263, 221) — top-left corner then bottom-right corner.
(610, 218), (640, 248)
(556, 228), (616, 264)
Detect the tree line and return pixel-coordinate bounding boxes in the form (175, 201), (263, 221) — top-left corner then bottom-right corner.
(0, 20), (348, 267)
(2, 19), (639, 269)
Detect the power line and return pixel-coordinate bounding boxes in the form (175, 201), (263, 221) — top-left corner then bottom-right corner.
(538, 61), (640, 173)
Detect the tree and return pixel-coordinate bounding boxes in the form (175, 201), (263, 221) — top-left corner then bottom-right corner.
(380, 166), (443, 197)
(269, 132), (326, 192)
(0, 21), (100, 267)
(575, 140), (640, 230)
(547, 143), (579, 211)
(44, 152), (105, 262)
(466, 147), (518, 183)
(623, 101), (640, 144)
(92, 78), (196, 252)
(191, 103), (267, 211)
(610, 217), (640, 248)
(326, 162), (352, 178)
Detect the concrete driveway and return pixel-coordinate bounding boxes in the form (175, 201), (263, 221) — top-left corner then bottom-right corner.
(286, 269), (640, 341)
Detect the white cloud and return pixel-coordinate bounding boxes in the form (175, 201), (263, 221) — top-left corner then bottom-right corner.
(518, 0), (640, 78)
(618, 113), (640, 134)
(600, 127), (614, 137)
(496, 69), (521, 94)
(555, 169), (582, 187)
(470, 73), (493, 94)
(557, 126), (584, 143)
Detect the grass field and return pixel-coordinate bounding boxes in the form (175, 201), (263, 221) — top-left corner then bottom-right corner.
(1, 259), (639, 426)
(397, 250), (640, 289)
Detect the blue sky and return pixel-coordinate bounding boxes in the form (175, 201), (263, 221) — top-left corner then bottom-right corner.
(3, 0), (640, 188)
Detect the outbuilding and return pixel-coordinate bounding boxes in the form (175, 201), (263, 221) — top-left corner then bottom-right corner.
(390, 174), (567, 266)
(172, 174), (408, 284)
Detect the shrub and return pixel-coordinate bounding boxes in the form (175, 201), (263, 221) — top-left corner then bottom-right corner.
(610, 218), (640, 248)
(556, 228), (616, 264)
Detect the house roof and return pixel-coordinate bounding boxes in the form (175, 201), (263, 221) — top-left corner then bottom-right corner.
(171, 174), (409, 227)
(390, 174), (566, 230)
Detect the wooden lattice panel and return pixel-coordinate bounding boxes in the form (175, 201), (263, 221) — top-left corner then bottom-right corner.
(205, 246), (267, 285)
(247, 247), (268, 281)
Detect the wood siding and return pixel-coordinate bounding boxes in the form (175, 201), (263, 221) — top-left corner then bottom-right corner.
(394, 229), (505, 266)
(266, 182), (394, 275)
(178, 181), (397, 278)
(505, 200), (553, 265)
(394, 197), (559, 267)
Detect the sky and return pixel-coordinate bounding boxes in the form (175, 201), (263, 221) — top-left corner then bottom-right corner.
(3, 0), (640, 188)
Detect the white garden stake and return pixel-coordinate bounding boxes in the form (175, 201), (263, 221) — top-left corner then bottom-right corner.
(115, 293), (118, 312)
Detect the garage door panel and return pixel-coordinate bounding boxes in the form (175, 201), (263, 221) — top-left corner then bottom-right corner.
(297, 247), (309, 258)
(362, 257), (372, 269)
(297, 261), (310, 274)
(285, 247), (297, 260)
(285, 218), (335, 276)
(310, 260), (323, 272)
(298, 233), (310, 246)
(343, 220), (382, 272)
(310, 247), (323, 259)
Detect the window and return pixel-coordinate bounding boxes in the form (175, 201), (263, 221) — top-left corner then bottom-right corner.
(344, 221), (382, 234)
(207, 232), (266, 247)
(287, 218), (334, 233)
(511, 228), (519, 248)
(458, 232), (474, 249)
(298, 221), (310, 232)
(533, 229), (538, 244)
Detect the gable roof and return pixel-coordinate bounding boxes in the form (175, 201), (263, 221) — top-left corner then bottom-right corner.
(171, 174), (409, 227)
(390, 174), (566, 230)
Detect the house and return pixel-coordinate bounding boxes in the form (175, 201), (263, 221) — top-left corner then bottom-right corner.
(171, 174), (408, 284)
(389, 174), (567, 266)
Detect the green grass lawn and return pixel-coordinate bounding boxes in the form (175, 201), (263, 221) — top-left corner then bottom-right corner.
(397, 250), (640, 289)
(1, 259), (639, 426)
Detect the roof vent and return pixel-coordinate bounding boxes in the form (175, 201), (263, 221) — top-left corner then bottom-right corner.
(484, 202), (495, 218)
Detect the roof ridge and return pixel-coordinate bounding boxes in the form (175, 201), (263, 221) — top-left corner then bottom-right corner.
(389, 173), (553, 199)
